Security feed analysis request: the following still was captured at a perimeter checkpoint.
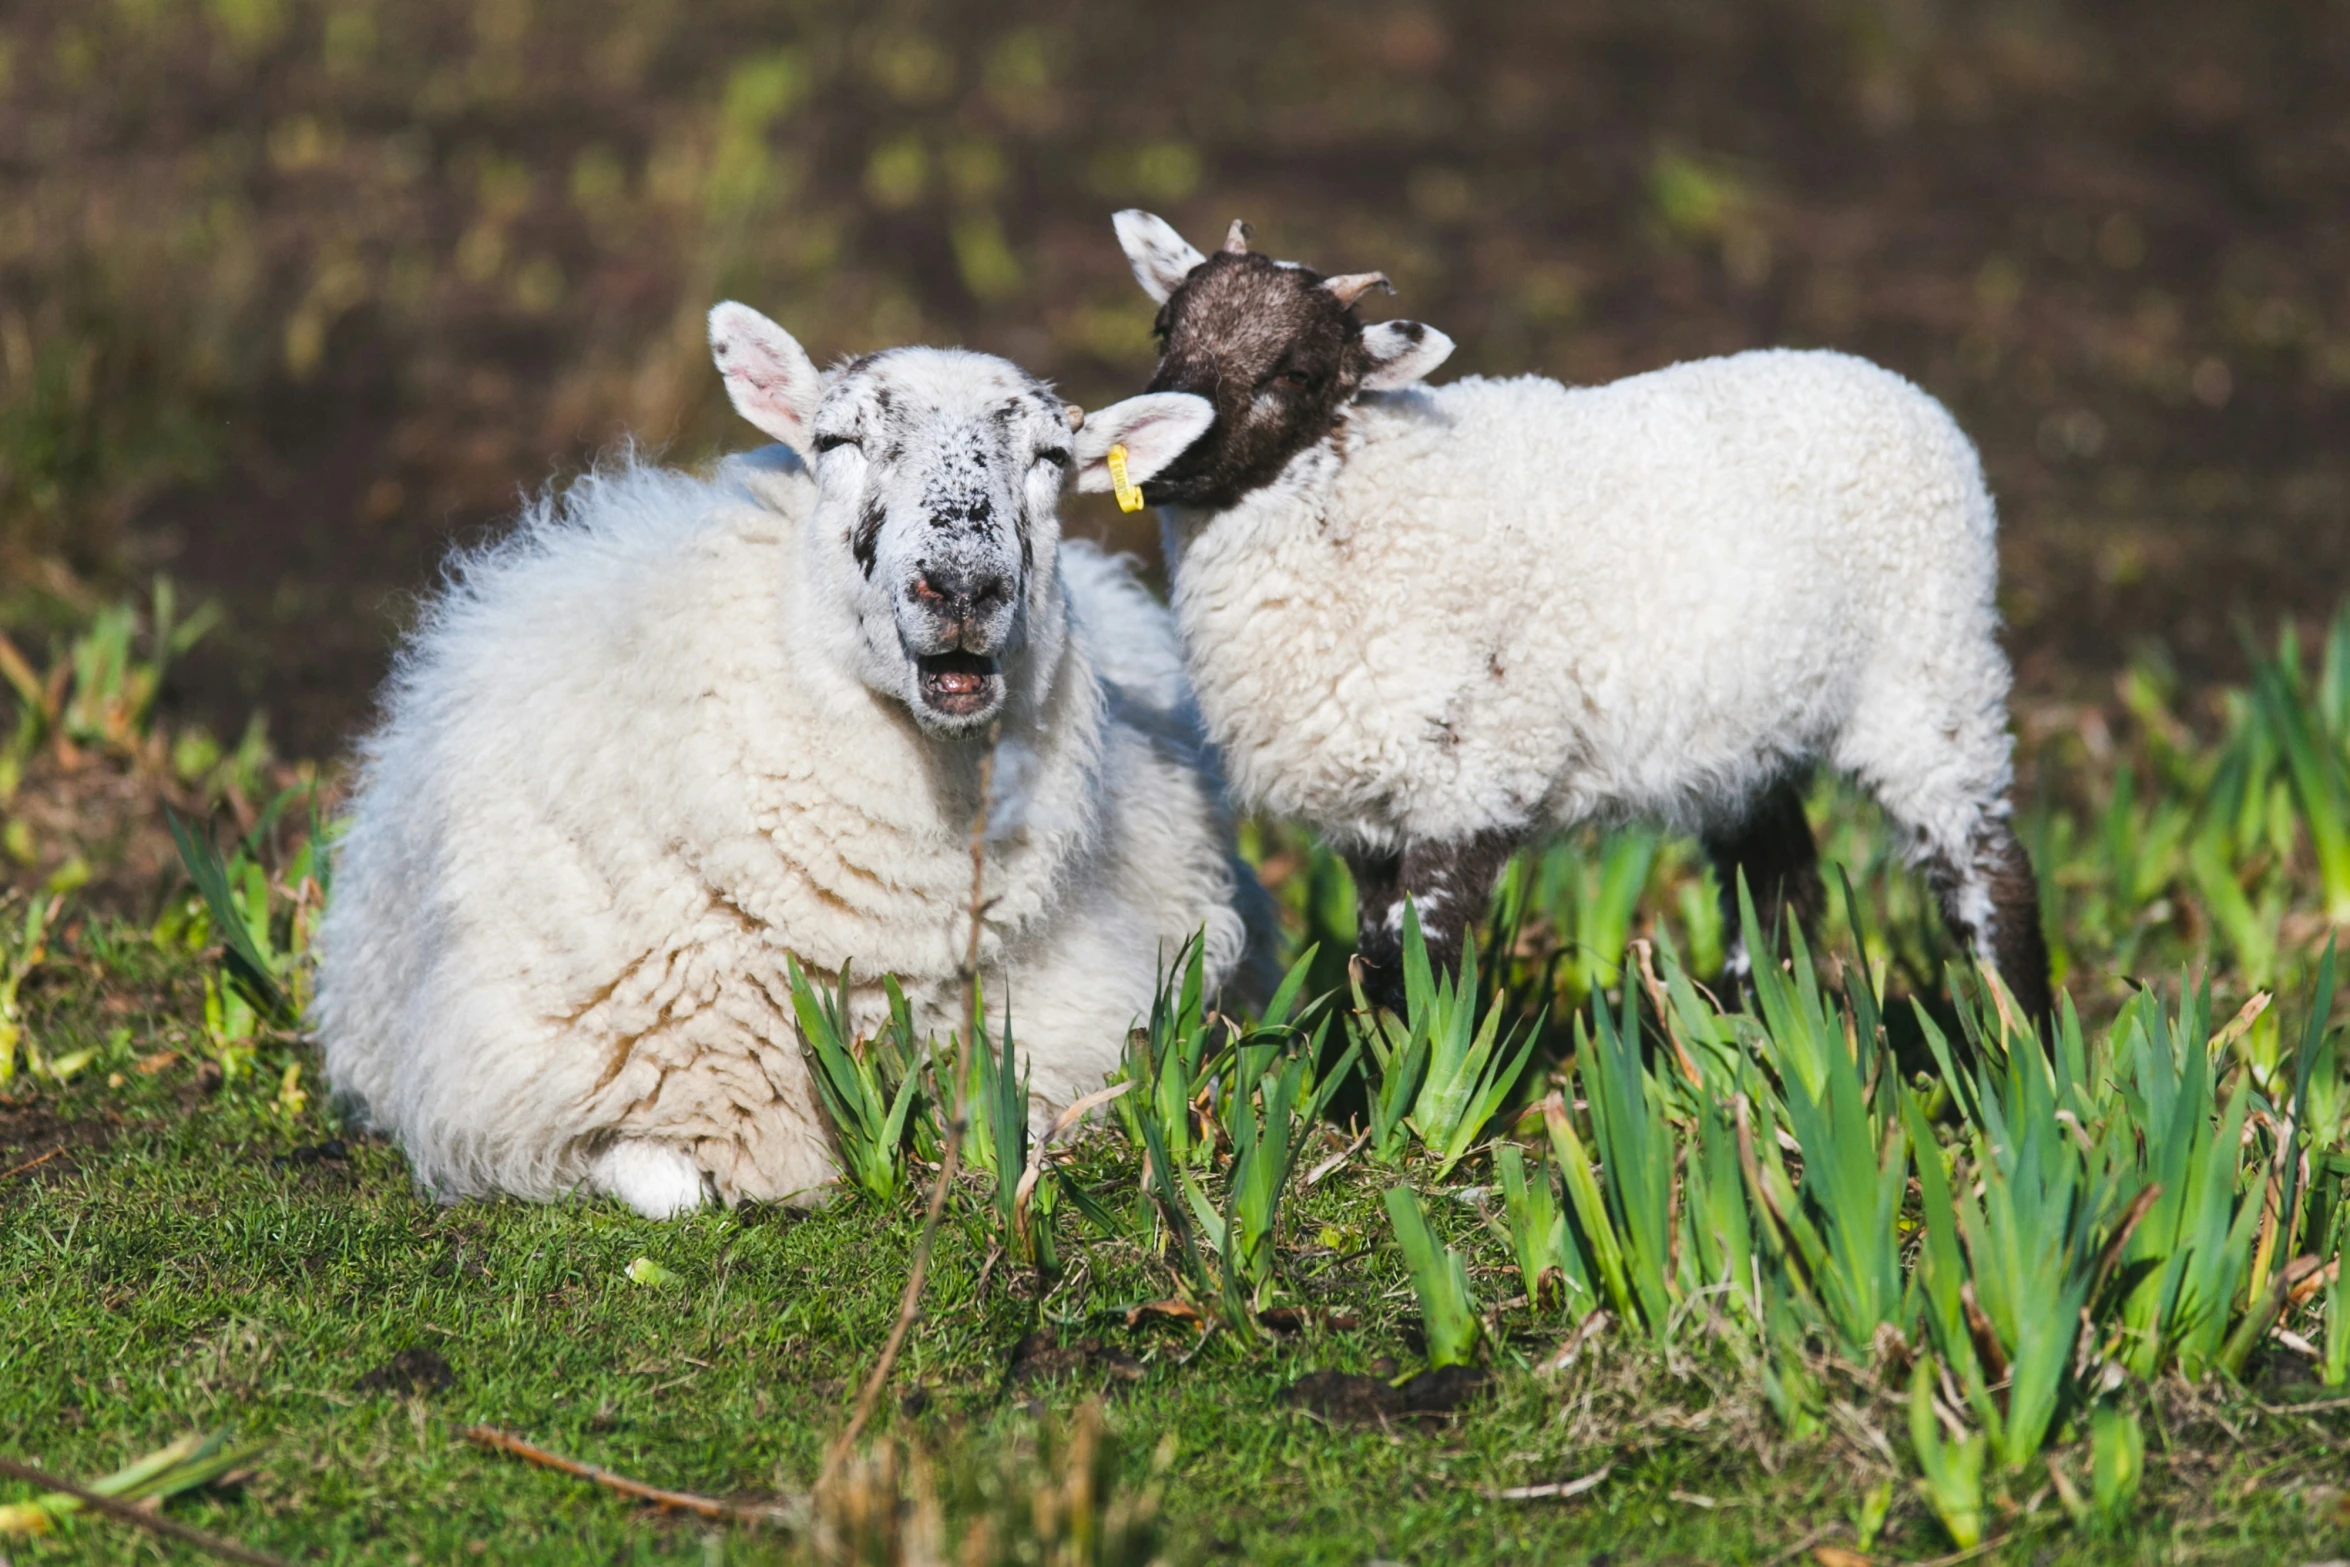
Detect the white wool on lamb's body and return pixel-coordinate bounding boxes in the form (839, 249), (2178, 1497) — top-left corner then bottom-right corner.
(318, 448), (1263, 1214)
(1163, 348), (2014, 873)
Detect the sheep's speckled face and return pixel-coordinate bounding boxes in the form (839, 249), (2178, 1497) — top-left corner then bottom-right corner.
(809, 350), (1076, 734)
(709, 302), (1211, 736)
(1111, 211), (1456, 513)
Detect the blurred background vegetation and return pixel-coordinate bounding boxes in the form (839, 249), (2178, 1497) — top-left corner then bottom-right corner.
(0, 0), (2344, 758)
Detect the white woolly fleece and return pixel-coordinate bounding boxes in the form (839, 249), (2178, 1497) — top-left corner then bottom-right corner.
(316, 450), (1269, 1215)
(1162, 349), (2017, 870)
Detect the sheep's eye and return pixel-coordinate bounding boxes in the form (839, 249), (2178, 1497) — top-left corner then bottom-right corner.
(1276, 368), (1315, 390)
(1035, 447), (1069, 469)
(814, 433), (861, 454)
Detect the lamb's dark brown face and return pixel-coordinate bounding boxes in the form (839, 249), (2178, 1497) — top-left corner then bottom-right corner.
(1113, 211), (1456, 512)
(1141, 253), (1370, 510)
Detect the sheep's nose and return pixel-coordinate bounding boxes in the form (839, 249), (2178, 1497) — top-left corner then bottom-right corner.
(913, 566), (1010, 616)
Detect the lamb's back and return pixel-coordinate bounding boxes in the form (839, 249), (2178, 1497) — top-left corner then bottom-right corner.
(1344, 350), (1990, 626)
(1174, 348), (2002, 843)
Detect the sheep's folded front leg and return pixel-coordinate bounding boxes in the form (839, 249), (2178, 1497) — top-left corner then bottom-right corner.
(1349, 829), (1525, 1014)
(586, 1139), (713, 1219)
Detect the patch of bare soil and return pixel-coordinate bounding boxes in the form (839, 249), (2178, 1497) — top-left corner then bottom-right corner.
(271, 1136), (358, 1192)
(1001, 1332), (1147, 1395)
(0, 738), (324, 912)
(354, 1346), (458, 1399)
(4, 753), (196, 913)
(1283, 1365), (1492, 1427)
(0, 1095), (116, 1193)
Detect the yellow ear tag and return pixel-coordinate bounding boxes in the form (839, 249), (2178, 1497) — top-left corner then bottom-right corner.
(1106, 443), (1145, 513)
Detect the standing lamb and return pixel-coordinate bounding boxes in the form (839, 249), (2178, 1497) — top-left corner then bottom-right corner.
(1108, 210), (2053, 1023)
(316, 301), (1271, 1217)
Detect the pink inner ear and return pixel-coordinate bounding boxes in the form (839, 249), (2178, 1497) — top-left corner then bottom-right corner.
(709, 303), (818, 438)
(715, 340), (813, 437)
(729, 360), (785, 398)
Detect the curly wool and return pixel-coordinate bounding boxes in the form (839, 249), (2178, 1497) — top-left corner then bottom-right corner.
(316, 450), (1267, 1213)
(1164, 349), (2016, 870)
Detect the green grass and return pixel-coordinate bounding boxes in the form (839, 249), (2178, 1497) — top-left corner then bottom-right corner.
(6, 602), (2350, 1564)
(4, 1014), (2348, 1564)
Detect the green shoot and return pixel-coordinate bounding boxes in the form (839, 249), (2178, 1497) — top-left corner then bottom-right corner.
(2254, 647), (2350, 922)
(1852, 1478), (1894, 1552)
(968, 989), (1052, 1270)
(2089, 1405), (2145, 1526)
(1563, 986), (1675, 1335)
(787, 957), (923, 1205)
(1112, 931), (1223, 1170)
(1351, 955), (1427, 1166)
(1205, 1021), (1357, 1326)
(1350, 904), (1538, 1176)
(0, 890), (60, 1086)
(0, 1429), (262, 1537)
(1383, 1184), (1481, 1369)
(2326, 1220), (2350, 1389)
(1494, 1141), (1591, 1314)
(1908, 1359), (1986, 1550)
(1405, 922), (1541, 1177)
(166, 785), (329, 1076)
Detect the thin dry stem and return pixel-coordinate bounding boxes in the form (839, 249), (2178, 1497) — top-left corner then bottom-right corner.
(462, 1426), (793, 1526)
(823, 730), (997, 1481)
(1630, 938), (1703, 1087)
(0, 1455), (295, 1567)
(0, 1144), (65, 1181)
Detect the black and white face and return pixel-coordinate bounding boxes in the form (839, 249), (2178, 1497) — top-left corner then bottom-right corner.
(1113, 212), (1457, 512)
(708, 302), (1212, 735)
(812, 348), (1074, 732)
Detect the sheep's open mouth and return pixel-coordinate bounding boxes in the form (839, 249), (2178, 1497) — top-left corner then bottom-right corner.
(915, 651), (1002, 717)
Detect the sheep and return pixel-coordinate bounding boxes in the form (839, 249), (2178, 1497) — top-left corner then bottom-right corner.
(1108, 210), (2054, 1023)
(315, 300), (1274, 1218)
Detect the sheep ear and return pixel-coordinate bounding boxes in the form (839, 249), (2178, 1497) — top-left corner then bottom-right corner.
(1112, 210), (1208, 305)
(709, 301), (822, 451)
(1357, 320), (1454, 392)
(1073, 393), (1214, 494)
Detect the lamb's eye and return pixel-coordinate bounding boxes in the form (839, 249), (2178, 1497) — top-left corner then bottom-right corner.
(814, 433), (861, 454)
(1035, 448), (1069, 469)
(1276, 368), (1315, 390)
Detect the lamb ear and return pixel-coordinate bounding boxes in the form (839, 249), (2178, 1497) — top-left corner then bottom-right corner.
(1073, 393), (1214, 494)
(708, 301), (822, 451)
(1111, 210), (1208, 305)
(1357, 320), (1454, 392)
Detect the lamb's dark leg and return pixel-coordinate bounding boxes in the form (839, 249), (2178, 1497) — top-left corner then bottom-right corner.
(1345, 847), (1405, 996)
(1922, 815), (2055, 1031)
(1704, 777), (1825, 994)
(1352, 831), (1524, 1013)
(1400, 831), (1525, 980)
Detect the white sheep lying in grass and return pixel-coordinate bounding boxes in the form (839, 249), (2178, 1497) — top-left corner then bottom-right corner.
(316, 302), (1270, 1217)
(1110, 211), (2052, 1021)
